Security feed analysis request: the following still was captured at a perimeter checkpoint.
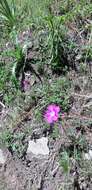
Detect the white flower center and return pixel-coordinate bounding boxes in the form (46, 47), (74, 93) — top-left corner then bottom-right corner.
(50, 111), (55, 117)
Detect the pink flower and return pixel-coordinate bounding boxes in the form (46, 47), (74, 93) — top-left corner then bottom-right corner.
(44, 104), (60, 124)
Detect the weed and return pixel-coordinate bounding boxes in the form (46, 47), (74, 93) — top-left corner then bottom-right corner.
(36, 13), (77, 73)
(59, 150), (71, 190)
(34, 77), (70, 122)
(0, 0), (16, 31)
(0, 63), (21, 104)
(0, 129), (26, 157)
(67, 126), (87, 153)
(0, 130), (13, 148)
(42, 77), (70, 111)
(15, 0), (53, 27)
(60, 151), (70, 173)
(45, 14), (68, 73)
(50, 125), (60, 139)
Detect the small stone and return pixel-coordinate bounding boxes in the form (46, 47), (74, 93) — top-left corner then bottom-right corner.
(84, 153), (90, 160)
(84, 150), (92, 160)
(27, 137), (49, 157)
(89, 150), (92, 158)
(0, 149), (6, 165)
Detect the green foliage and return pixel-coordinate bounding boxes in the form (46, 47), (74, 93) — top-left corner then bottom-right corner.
(60, 151), (70, 173)
(0, 65), (9, 91)
(34, 77), (70, 121)
(67, 126), (87, 152)
(11, 132), (26, 157)
(37, 13), (77, 74)
(82, 44), (92, 62)
(0, 130), (13, 148)
(12, 46), (25, 78)
(0, 0), (16, 30)
(15, 0), (53, 27)
(0, 63), (20, 104)
(42, 77), (70, 111)
(57, 0), (92, 23)
(0, 130), (26, 157)
(45, 14), (67, 72)
(51, 124), (60, 139)
(2, 29), (25, 78)
(79, 63), (87, 73)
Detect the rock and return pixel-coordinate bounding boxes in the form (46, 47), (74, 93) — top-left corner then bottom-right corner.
(84, 153), (91, 160)
(89, 150), (92, 158)
(27, 137), (49, 157)
(0, 149), (6, 165)
(84, 150), (92, 160)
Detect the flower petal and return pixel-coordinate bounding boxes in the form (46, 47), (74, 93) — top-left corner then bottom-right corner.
(53, 115), (58, 122)
(53, 105), (60, 113)
(47, 105), (54, 111)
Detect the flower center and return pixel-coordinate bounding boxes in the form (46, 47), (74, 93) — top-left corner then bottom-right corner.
(50, 111), (55, 117)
